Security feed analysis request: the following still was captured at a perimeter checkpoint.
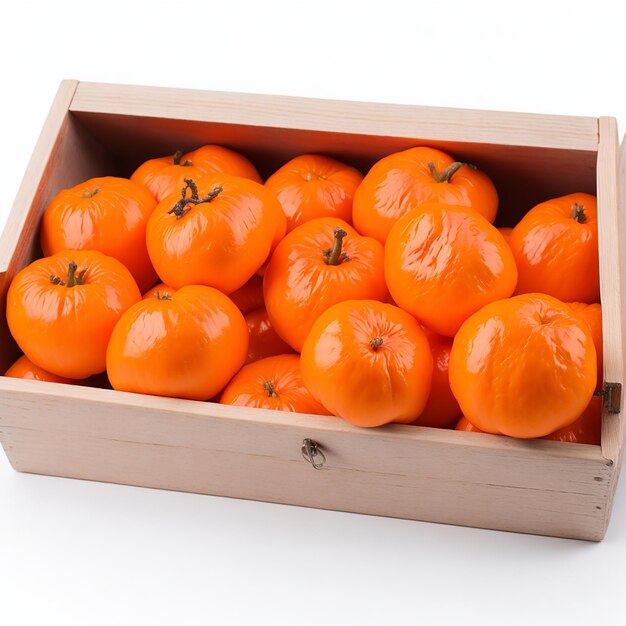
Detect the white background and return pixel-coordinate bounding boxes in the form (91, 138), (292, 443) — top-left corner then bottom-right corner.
(1, 1), (625, 624)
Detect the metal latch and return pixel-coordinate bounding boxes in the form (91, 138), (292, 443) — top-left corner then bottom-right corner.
(595, 382), (622, 414)
(301, 438), (326, 470)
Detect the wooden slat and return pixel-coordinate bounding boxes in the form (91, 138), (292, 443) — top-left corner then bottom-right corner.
(70, 82), (599, 152)
(0, 80), (78, 275)
(600, 126), (626, 534)
(69, 111), (599, 226)
(0, 80), (78, 373)
(0, 80), (115, 373)
(0, 379), (612, 541)
(598, 118), (625, 464)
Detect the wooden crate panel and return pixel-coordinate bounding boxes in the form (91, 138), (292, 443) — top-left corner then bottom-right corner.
(0, 380), (612, 541)
(0, 81), (622, 541)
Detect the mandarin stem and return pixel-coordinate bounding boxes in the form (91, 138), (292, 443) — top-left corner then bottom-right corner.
(428, 161), (466, 183)
(370, 337), (384, 351)
(571, 203), (587, 223)
(264, 380), (279, 398)
(324, 227), (348, 265)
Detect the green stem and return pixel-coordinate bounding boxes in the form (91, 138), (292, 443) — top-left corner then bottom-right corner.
(323, 227), (349, 265)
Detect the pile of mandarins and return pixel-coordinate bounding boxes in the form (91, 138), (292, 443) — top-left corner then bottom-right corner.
(4, 145), (603, 444)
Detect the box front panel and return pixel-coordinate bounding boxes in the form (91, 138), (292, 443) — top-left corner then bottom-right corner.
(0, 381), (612, 540)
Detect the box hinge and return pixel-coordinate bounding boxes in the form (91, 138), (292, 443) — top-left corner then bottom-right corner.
(595, 382), (622, 414)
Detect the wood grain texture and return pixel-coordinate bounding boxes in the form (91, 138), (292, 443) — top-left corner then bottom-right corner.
(0, 80), (77, 373)
(69, 82), (598, 225)
(70, 111), (598, 227)
(0, 81), (115, 374)
(0, 80), (77, 275)
(598, 118), (625, 465)
(0, 379), (613, 541)
(70, 82), (599, 151)
(600, 124), (626, 535)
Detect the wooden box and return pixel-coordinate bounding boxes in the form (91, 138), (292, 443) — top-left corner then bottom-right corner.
(0, 80), (623, 541)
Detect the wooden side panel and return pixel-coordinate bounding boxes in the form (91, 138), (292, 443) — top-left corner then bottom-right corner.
(0, 380), (612, 541)
(70, 111), (598, 226)
(70, 82), (599, 151)
(0, 80), (77, 277)
(69, 82), (599, 225)
(601, 127), (626, 534)
(598, 118), (625, 464)
(0, 81), (114, 373)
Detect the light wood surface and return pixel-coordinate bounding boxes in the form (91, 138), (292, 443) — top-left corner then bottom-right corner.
(0, 80), (620, 541)
(0, 80), (77, 276)
(601, 128), (626, 532)
(0, 378), (612, 541)
(68, 83), (599, 223)
(70, 82), (599, 151)
(598, 117), (625, 467)
(70, 112), (599, 227)
(0, 80), (78, 372)
(0, 80), (114, 372)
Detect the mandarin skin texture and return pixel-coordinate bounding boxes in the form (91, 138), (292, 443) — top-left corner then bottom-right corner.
(300, 300), (433, 427)
(352, 146), (498, 244)
(6, 250), (141, 379)
(384, 204), (518, 337)
(411, 330), (462, 429)
(244, 308), (294, 364)
(264, 218), (388, 352)
(455, 416), (483, 433)
(509, 193), (599, 303)
(3, 355), (112, 389)
(4, 355), (75, 384)
(221, 354), (330, 414)
(265, 154), (363, 232)
(567, 302), (603, 389)
(106, 285), (248, 401)
(146, 173), (286, 293)
(228, 274), (265, 315)
(497, 226), (513, 242)
(449, 294), (597, 439)
(544, 396), (602, 445)
(455, 395), (602, 446)
(131, 144), (262, 202)
(142, 282), (175, 299)
(40, 176), (158, 292)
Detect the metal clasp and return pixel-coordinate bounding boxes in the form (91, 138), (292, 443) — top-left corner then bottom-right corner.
(301, 438), (326, 470)
(595, 382), (622, 414)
